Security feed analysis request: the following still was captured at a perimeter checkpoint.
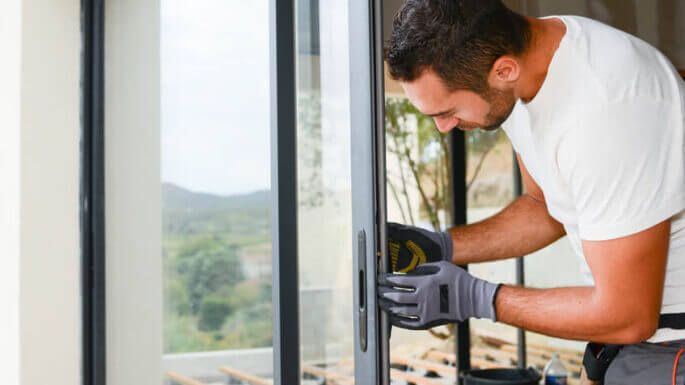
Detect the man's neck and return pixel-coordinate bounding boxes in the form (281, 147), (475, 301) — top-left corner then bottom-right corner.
(516, 16), (567, 104)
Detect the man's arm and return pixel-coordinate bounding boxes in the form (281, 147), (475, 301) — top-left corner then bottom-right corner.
(494, 219), (670, 344)
(448, 154), (565, 265)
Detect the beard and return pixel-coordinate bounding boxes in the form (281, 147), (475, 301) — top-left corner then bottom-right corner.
(456, 87), (517, 131)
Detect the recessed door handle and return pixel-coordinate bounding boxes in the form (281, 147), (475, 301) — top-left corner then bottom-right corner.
(358, 229), (367, 352)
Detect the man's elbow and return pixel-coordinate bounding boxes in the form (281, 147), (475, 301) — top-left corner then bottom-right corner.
(609, 312), (659, 344)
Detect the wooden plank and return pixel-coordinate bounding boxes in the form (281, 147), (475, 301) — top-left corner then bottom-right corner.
(302, 365), (354, 385)
(165, 371), (208, 385)
(219, 367), (272, 385)
(423, 350), (503, 369)
(391, 355), (457, 377)
(390, 368), (448, 385)
(471, 346), (516, 365)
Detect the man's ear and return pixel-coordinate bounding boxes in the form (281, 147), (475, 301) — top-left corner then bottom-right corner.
(488, 56), (520, 88)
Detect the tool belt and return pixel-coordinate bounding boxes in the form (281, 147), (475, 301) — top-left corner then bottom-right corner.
(582, 313), (685, 384)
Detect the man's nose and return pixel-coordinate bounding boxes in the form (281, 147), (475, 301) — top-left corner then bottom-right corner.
(434, 117), (458, 133)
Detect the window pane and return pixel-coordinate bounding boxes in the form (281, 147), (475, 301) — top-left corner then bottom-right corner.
(160, 0), (273, 382)
(106, 1), (273, 384)
(385, 93), (459, 383)
(295, 1), (356, 383)
(465, 131), (521, 370)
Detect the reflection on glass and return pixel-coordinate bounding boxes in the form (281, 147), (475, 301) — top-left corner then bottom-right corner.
(295, 0), (356, 383)
(160, 0), (272, 383)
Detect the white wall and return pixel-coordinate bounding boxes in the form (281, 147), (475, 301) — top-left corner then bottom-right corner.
(0, 1), (23, 384)
(0, 1), (82, 385)
(105, 1), (163, 384)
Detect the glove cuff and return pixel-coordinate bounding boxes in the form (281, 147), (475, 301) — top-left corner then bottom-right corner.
(439, 230), (454, 264)
(472, 279), (500, 321)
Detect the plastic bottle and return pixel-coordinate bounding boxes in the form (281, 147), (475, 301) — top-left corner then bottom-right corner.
(544, 353), (568, 385)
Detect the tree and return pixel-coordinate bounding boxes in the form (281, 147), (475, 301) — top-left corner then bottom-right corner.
(198, 295), (233, 332)
(176, 237), (244, 315)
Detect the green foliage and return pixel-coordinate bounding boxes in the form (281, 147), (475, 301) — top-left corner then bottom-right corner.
(385, 96), (508, 228)
(176, 237), (244, 315)
(385, 97), (451, 230)
(162, 183), (273, 353)
(198, 295), (233, 331)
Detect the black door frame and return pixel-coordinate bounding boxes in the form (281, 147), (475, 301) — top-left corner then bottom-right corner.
(81, 1), (107, 384)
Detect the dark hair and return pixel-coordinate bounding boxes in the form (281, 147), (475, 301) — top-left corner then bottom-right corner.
(386, 0), (531, 93)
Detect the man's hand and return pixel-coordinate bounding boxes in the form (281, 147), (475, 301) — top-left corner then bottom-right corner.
(377, 261), (500, 329)
(387, 222), (453, 272)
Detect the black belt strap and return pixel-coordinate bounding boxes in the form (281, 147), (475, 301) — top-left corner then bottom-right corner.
(658, 313), (685, 330)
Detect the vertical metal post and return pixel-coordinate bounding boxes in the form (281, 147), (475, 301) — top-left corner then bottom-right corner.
(270, 0), (300, 384)
(513, 152), (527, 368)
(450, 131), (470, 381)
(81, 1), (107, 384)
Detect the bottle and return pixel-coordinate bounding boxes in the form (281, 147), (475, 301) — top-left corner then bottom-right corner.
(544, 353), (568, 385)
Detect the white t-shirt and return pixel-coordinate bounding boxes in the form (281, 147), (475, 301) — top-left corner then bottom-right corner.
(501, 15), (685, 342)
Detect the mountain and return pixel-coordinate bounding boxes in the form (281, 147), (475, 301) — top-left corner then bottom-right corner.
(162, 183), (270, 211)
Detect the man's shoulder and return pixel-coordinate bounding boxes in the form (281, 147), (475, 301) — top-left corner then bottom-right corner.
(561, 15), (681, 105)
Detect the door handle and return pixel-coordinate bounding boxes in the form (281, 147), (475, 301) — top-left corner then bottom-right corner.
(358, 229), (368, 352)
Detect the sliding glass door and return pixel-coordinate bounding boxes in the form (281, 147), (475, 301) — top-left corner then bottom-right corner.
(100, 0), (383, 384)
(293, 0), (385, 382)
(294, 0), (356, 380)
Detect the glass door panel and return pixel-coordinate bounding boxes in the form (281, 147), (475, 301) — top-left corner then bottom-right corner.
(105, 1), (273, 383)
(295, 0), (357, 383)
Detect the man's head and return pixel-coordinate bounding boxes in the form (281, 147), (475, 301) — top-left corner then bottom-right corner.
(386, 0), (531, 132)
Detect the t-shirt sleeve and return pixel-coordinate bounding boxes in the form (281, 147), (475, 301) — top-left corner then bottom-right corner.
(557, 97), (685, 241)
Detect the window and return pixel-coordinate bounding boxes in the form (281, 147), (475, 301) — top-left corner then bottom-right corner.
(295, 0), (356, 378)
(104, 1), (273, 383)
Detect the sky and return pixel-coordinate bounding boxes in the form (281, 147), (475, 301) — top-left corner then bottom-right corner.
(161, 0), (271, 196)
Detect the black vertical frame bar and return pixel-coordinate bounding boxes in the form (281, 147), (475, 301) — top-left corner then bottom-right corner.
(513, 153), (527, 368)
(81, 1), (106, 385)
(450, 131), (470, 379)
(270, 0), (300, 384)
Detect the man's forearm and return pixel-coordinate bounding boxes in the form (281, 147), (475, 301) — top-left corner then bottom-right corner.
(447, 194), (566, 265)
(494, 285), (658, 344)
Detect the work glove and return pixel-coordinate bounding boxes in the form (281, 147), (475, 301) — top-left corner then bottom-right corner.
(378, 261), (500, 330)
(387, 222), (453, 273)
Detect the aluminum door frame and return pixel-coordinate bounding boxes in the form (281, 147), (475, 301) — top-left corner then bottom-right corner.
(350, 0), (388, 383)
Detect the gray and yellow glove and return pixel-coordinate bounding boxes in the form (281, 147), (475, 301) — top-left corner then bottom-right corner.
(378, 261), (500, 330)
(387, 222), (453, 273)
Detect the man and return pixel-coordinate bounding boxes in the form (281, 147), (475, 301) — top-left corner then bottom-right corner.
(377, 1), (685, 383)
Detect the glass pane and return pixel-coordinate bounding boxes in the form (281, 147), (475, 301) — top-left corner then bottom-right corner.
(295, 1), (356, 383)
(107, 1), (273, 384)
(385, 93), (459, 383)
(465, 131), (520, 370)
(160, 0), (273, 382)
